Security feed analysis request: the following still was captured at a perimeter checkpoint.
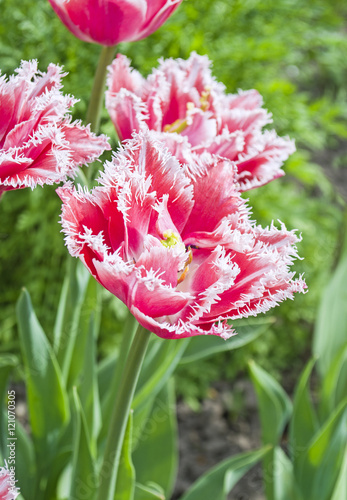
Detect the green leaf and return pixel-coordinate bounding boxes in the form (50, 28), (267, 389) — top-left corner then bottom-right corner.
(320, 343), (347, 421)
(98, 352), (118, 407)
(289, 359), (318, 460)
(179, 446), (271, 500)
(16, 289), (69, 467)
(330, 445), (347, 500)
(133, 379), (177, 498)
(0, 354), (17, 459)
(70, 388), (97, 500)
(77, 313), (102, 449)
(133, 338), (189, 411)
(114, 411), (135, 500)
(295, 398), (347, 500)
(13, 420), (37, 500)
(180, 317), (273, 364)
(249, 360), (292, 445)
(248, 360), (292, 500)
(134, 483), (165, 500)
(313, 255), (347, 377)
(273, 447), (302, 500)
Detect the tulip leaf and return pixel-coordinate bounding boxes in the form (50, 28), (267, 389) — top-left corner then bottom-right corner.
(114, 411), (135, 500)
(289, 358), (318, 460)
(70, 388), (97, 500)
(98, 352), (118, 406)
(330, 445), (347, 500)
(76, 311), (102, 448)
(180, 317), (273, 364)
(133, 379), (177, 498)
(295, 398), (347, 500)
(273, 446), (302, 500)
(0, 354), (17, 459)
(249, 360), (292, 445)
(179, 446), (271, 500)
(248, 360), (292, 500)
(313, 254), (347, 377)
(133, 338), (189, 411)
(16, 289), (69, 467)
(12, 420), (37, 500)
(320, 342), (347, 421)
(134, 483), (165, 500)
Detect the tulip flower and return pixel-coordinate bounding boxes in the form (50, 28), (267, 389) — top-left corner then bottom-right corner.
(0, 463), (19, 500)
(0, 60), (110, 197)
(48, 0), (183, 46)
(58, 132), (306, 339)
(106, 53), (295, 191)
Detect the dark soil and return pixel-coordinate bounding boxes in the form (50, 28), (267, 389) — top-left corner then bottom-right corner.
(173, 380), (265, 500)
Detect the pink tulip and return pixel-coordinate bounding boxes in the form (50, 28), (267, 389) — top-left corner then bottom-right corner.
(0, 60), (110, 197)
(106, 53), (295, 191)
(58, 132), (306, 339)
(0, 463), (19, 500)
(48, 0), (183, 46)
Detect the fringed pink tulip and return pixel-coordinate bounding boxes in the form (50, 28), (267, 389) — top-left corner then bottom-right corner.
(58, 132), (306, 339)
(106, 53), (295, 191)
(0, 60), (110, 197)
(48, 0), (183, 46)
(0, 463), (19, 500)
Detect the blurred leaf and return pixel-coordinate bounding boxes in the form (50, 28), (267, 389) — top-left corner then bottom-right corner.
(289, 359), (318, 460)
(330, 445), (347, 500)
(133, 379), (177, 498)
(14, 420), (37, 500)
(295, 398), (347, 500)
(70, 388), (97, 500)
(133, 338), (189, 411)
(134, 483), (165, 500)
(16, 289), (69, 467)
(249, 360), (292, 445)
(249, 360), (292, 500)
(320, 342), (347, 421)
(98, 352), (118, 406)
(180, 318), (273, 364)
(313, 255), (347, 377)
(77, 312), (102, 449)
(0, 354), (17, 459)
(179, 446), (271, 500)
(273, 446), (302, 500)
(114, 411), (135, 500)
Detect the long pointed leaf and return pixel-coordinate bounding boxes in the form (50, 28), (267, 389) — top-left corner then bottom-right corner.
(133, 379), (177, 498)
(16, 289), (69, 467)
(0, 355), (17, 459)
(179, 446), (271, 500)
(114, 411), (135, 500)
(70, 388), (97, 500)
(289, 359), (318, 460)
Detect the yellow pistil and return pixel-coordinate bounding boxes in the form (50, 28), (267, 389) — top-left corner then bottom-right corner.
(163, 118), (189, 134)
(200, 86), (211, 111)
(160, 229), (181, 248)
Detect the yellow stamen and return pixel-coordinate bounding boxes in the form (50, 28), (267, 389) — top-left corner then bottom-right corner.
(160, 229), (181, 248)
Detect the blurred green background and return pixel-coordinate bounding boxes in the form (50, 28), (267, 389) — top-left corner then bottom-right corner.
(1, 0), (347, 404)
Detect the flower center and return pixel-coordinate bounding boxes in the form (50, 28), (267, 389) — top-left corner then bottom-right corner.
(160, 229), (181, 248)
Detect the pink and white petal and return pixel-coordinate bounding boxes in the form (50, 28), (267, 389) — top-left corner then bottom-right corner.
(131, 270), (191, 318)
(253, 221), (301, 258)
(0, 87), (15, 146)
(136, 234), (187, 287)
(121, 133), (194, 233)
(182, 110), (217, 147)
(106, 89), (148, 141)
(107, 54), (145, 96)
(236, 131), (295, 191)
(182, 155), (244, 237)
(61, 121), (110, 168)
(93, 254), (136, 305)
(220, 107), (272, 136)
(226, 89), (264, 111)
(194, 130), (245, 162)
(138, 0), (183, 39)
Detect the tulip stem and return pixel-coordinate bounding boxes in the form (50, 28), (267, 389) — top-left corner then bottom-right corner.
(97, 323), (151, 500)
(86, 44), (116, 133)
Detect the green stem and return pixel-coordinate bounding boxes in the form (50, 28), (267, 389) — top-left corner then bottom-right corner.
(99, 312), (138, 443)
(86, 44), (117, 133)
(97, 323), (151, 500)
